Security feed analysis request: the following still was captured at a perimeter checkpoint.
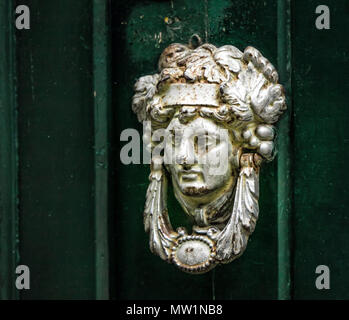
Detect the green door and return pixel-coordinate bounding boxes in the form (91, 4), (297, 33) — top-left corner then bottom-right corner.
(0, 0), (348, 300)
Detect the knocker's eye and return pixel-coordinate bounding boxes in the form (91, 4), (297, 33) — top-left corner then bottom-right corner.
(195, 134), (219, 154)
(169, 132), (181, 147)
(194, 136), (199, 153)
(206, 135), (220, 151)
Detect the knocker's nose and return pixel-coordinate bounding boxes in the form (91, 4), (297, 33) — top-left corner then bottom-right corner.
(176, 153), (189, 165)
(177, 155), (196, 169)
(176, 150), (196, 166)
(181, 163), (194, 171)
(175, 141), (195, 165)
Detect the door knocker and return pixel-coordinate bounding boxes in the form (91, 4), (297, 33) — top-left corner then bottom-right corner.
(132, 40), (286, 273)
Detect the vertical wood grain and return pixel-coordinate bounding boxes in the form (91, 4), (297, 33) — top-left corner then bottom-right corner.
(93, 0), (111, 300)
(0, 0), (19, 300)
(277, 0), (293, 300)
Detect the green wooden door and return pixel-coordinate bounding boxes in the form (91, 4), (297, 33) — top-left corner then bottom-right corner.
(0, 0), (348, 300)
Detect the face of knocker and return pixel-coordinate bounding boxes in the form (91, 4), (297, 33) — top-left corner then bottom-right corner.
(164, 113), (239, 215)
(164, 111), (238, 226)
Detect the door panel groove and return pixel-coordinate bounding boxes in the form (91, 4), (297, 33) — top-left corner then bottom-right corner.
(277, 0), (293, 300)
(0, 0), (19, 301)
(93, 0), (111, 300)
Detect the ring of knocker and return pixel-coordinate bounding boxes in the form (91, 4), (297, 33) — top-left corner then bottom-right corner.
(132, 37), (286, 273)
(171, 154), (263, 273)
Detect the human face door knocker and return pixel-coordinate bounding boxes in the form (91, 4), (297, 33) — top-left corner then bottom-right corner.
(132, 41), (286, 273)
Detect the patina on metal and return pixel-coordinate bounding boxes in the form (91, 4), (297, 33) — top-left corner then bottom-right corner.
(132, 39), (286, 273)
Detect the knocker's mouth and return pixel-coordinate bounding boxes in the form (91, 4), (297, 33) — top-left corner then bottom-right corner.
(181, 173), (198, 181)
(179, 168), (202, 181)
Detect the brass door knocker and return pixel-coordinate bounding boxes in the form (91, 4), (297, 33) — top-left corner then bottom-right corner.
(132, 39), (286, 273)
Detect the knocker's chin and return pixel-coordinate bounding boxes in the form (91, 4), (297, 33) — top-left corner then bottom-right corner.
(181, 186), (213, 197)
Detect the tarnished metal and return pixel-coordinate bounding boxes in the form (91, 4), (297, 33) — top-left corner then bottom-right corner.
(161, 83), (220, 107)
(132, 40), (286, 273)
